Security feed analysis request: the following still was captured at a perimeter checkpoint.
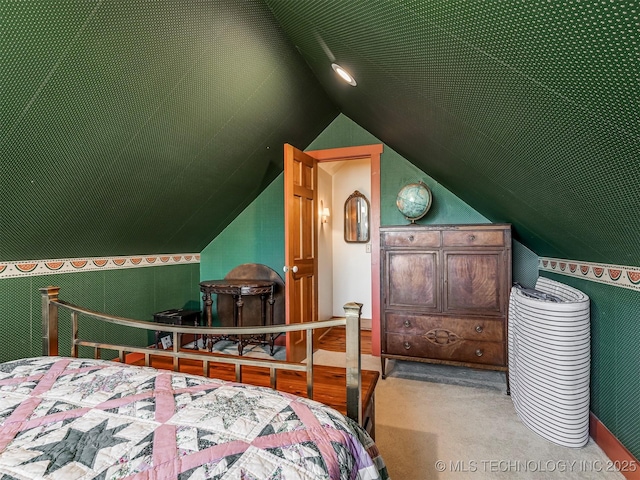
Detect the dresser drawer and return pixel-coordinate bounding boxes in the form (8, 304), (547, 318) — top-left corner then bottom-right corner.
(442, 229), (505, 247)
(382, 230), (441, 247)
(385, 333), (505, 366)
(385, 313), (504, 342)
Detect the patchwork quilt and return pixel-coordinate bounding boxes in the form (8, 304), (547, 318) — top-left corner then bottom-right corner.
(0, 357), (388, 480)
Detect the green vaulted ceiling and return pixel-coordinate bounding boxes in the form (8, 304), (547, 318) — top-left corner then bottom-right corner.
(264, 0), (640, 265)
(0, 0), (337, 261)
(1, 0), (639, 265)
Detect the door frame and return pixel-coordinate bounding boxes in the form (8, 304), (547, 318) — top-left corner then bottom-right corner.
(306, 144), (383, 356)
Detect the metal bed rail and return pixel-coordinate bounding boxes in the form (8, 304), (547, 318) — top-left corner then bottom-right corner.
(40, 286), (363, 423)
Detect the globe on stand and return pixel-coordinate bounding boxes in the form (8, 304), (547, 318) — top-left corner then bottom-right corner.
(396, 182), (432, 223)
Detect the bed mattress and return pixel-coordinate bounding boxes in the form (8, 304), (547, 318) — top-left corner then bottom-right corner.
(0, 357), (388, 479)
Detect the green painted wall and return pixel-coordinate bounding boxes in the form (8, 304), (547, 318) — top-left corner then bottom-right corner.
(0, 264), (200, 363)
(541, 272), (640, 460)
(512, 242), (539, 289)
(200, 176), (285, 323)
(308, 115), (493, 227)
(308, 115), (539, 284)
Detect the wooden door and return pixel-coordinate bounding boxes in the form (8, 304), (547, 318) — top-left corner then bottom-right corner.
(284, 144), (318, 362)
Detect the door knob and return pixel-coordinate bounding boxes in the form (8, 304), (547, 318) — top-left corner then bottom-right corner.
(283, 265), (299, 273)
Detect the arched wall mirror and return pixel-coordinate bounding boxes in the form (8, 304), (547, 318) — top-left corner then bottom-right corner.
(344, 190), (370, 243)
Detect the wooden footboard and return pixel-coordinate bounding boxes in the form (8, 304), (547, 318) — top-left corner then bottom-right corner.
(40, 286), (372, 427)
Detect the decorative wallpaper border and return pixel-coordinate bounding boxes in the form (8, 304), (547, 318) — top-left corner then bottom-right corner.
(0, 254), (200, 280)
(539, 257), (640, 293)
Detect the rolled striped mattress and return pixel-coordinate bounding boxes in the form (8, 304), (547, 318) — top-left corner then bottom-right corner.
(508, 276), (591, 448)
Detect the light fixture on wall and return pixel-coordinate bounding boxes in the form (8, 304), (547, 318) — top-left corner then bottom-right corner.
(331, 63), (357, 86)
(321, 207), (331, 224)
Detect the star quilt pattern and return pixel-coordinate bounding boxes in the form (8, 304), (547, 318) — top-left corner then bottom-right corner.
(0, 357), (388, 480)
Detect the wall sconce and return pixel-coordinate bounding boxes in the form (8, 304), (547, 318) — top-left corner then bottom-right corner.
(321, 207), (331, 224)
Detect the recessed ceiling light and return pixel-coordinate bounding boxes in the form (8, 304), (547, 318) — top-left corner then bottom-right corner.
(331, 63), (357, 86)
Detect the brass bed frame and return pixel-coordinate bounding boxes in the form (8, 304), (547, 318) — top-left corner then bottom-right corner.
(40, 286), (365, 424)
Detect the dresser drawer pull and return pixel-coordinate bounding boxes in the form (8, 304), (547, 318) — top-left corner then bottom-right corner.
(475, 349), (483, 357)
(475, 325), (483, 333)
(403, 320), (411, 328)
(404, 342), (411, 350)
(468, 234), (476, 241)
(408, 235), (414, 242)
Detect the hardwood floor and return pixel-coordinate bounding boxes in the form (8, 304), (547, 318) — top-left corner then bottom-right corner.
(317, 326), (372, 355)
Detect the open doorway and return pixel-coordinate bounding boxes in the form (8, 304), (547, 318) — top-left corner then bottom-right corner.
(317, 159), (372, 328)
(306, 144), (383, 356)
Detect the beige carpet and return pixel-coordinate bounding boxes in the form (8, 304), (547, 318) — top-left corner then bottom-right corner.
(311, 350), (625, 480)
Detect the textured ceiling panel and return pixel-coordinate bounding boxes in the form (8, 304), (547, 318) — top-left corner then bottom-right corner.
(264, 0), (640, 265)
(0, 0), (337, 261)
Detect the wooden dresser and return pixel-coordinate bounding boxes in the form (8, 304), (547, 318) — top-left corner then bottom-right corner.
(380, 224), (512, 378)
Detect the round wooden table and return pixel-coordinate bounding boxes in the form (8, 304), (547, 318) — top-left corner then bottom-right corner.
(199, 279), (277, 355)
